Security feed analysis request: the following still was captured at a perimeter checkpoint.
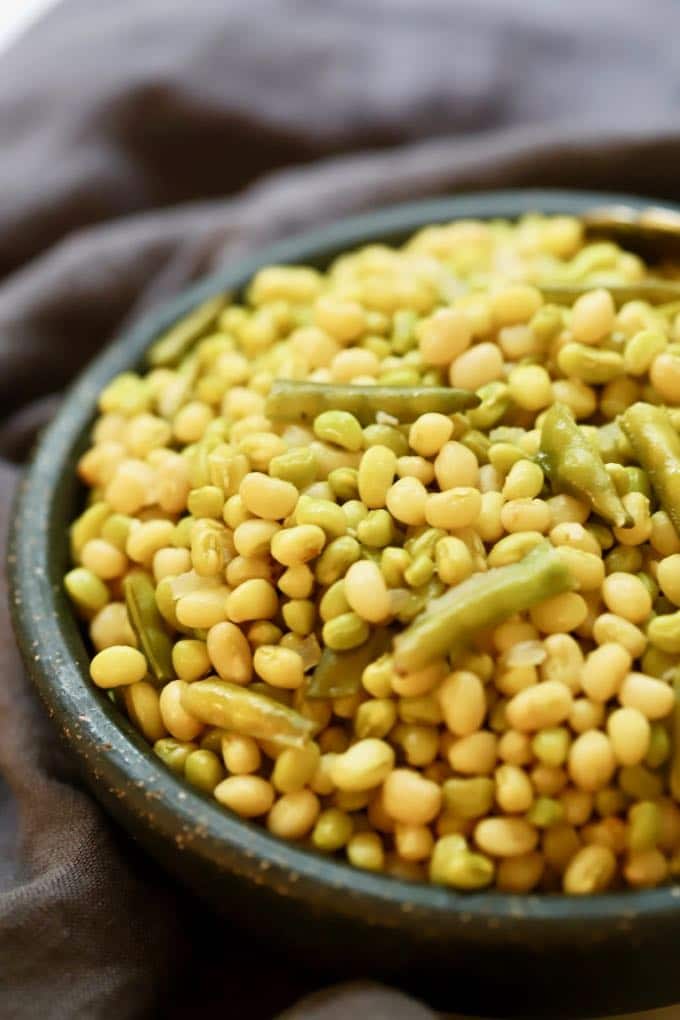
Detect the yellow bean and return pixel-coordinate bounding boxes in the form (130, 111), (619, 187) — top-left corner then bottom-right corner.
(206, 621), (252, 684)
(81, 539), (127, 580)
(90, 602), (137, 651)
(215, 775), (274, 817)
(330, 739), (395, 792)
(358, 445), (397, 509)
(425, 487), (482, 530)
(495, 763), (534, 813)
(656, 554), (680, 606)
(497, 852), (544, 892)
(623, 848), (669, 888)
(447, 731), (498, 775)
(240, 472), (299, 520)
(90, 646), (147, 689)
(270, 525), (326, 566)
(474, 817), (538, 857)
(434, 441), (479, 490)
(439, 671), (486, 737)
(506, 681), (573, 732)
(417, 307), (471, 365)
(124, 680), (166, 742)
(176, 587), (230, 629)
(383, 769), (442, 825)
(221, 733), (261, 774)
(568, 731), (616, 792)
(253, 645), (305, 690)
(563, 845), (616, 894)
(581, 643), (631, 702)
(592, 613), (647, 658)
(172, 639), (211, 682)
(159, 680), (204, 741)
(601, 572), (652, 624)
(619, 672), (675, 720)
(344, 560), (391, 623)
(386, 477), (428, 526)
(226, 579), (278, 623)
(272, 744), (321, 794)
(394, 824), (435, 862)
(570, 288), (615, 345)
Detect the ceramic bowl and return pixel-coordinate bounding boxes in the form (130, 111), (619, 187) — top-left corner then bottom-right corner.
(10, 191), (680, 1018)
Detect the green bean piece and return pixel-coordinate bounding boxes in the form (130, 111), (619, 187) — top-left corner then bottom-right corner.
(306, 629), (392, 699)
(620, 402), (680, 536)
(147, 295), (227, 367)
(123, 571), (175, 683)
(181, 678), (315, 748)
(539, 281), (680, 306)
(249, 682), (294, 707)
(539, 403), (629, 528)
(393, 542), (573, 674)
(624, 466), (652, 498)
(265, 380), (479, 425)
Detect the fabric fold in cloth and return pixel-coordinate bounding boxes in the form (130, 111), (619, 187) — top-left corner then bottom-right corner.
(4, 1), (680, 1018)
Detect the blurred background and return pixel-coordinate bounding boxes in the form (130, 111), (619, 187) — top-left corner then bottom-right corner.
(2, 3), (680, 1019)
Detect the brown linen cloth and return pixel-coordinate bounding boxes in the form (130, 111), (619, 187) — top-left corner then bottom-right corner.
(4, 2), (680, 1018)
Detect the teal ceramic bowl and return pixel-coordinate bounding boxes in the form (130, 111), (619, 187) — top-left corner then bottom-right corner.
(9, 191), (680, 1018)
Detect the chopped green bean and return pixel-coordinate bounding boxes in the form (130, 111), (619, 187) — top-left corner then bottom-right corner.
(307, 629), (392, 699)
(265, 380), (479, 425)
(123, 571), (175, 683)
(620, 402), (680, 536)
(181, 678), (315, 748)
(393, 542), (573, 673)
(540, 281), (680, 306)
(148, 295), (227, 367)
(539, 403), (629, 528)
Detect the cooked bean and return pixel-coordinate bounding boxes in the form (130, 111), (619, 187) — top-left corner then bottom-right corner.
(581, 644), (631, 702)
(568, 731), (616, 792)
(69, 216), (680, 894)
(563, 845), (616, 894)
(474, 817), (538, 857)
(619, 672), (675, 719)
(331, 739), (395, 792)
(215, 776), (274, 817)
(90, 646), (147, 689)
(506, 681), (573, 732)
(383, 769), (442, 825)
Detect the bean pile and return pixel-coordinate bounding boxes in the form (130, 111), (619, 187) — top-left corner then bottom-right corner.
(66, 214), (680, 893)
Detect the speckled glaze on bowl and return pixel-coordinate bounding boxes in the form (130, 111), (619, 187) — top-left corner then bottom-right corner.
(9, 191), (680, 1018)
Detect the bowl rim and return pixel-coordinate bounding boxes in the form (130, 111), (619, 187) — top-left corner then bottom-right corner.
(10, 188), (680, 939)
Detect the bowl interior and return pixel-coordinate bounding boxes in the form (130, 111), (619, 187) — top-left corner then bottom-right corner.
(10, 189), (680, 944)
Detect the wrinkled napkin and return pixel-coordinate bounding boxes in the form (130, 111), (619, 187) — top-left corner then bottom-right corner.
(4, 2), (680, 1017)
